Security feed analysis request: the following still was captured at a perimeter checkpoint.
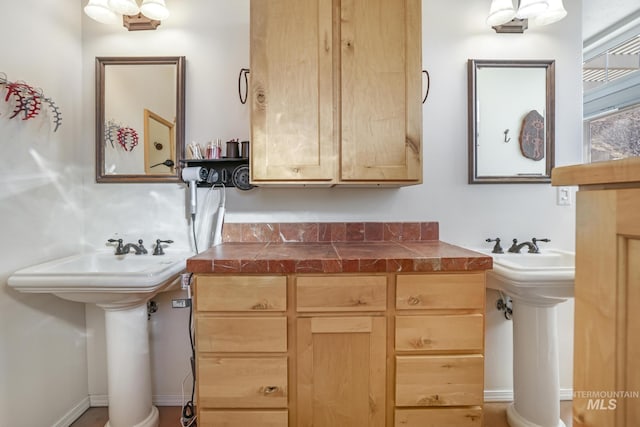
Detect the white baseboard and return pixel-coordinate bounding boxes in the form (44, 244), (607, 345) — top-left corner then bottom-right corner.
(89, 394), (186, 407)
(52, 396), (91, 427)
(154, 394), (188, 406)
(484, 388), (574, 402)
(89, 394), (108, 407)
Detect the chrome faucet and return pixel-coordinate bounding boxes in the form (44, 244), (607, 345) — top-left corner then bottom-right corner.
(107, 238), (147, 255)
(508, 238), (550, 253)
(122, 239), (148, 255)
(508, 239), (536, 253)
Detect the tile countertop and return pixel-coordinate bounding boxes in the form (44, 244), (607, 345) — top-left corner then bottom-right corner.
(186, 222), (492, 274)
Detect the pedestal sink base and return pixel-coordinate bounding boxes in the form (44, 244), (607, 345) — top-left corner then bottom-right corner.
(103, 304), (158, 427)
(507, 403), (566, 427)
(6, 251), (192, 427)
(508, 300), (565, 427)
(476, 249), (575, 427)
(105, 406), (159, 427)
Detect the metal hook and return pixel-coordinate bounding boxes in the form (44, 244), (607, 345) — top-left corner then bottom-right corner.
(422, 70), (430, 104)
(238, 68), (250, 104)
(504, 129), (511, 143)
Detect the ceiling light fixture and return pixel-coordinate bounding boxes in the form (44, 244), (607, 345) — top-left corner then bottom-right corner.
(487, 0), (567, 33)
(140, 0), (170, 21)
(84, 0), (169, 31)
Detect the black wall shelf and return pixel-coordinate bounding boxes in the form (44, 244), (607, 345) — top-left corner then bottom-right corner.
(180, 158), (254, 190)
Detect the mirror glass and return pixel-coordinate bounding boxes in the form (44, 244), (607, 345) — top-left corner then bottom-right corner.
(96, 56), (185, 183)
(468, 59), (555, 183)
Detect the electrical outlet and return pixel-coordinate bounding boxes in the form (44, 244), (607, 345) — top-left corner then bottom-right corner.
(180, 273), (191, 289)
(556, 186), (572, 206)
(172, 299), (190, 308)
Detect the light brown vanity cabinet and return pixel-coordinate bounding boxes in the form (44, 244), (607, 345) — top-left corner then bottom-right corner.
(249, 0), (422, 186)
(194, 275), (289, 427)
(553, 159), (640, 427)
(394, 274), (485, 426)
(194, 272), (486, 426)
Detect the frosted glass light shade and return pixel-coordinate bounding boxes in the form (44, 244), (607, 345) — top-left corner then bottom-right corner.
(108, 0), (140, 16)
(516, 0), (549, 19)
(533, 0), (567, 25)
(487, 0), (516, 27)
(84, 0), (120, 25)
(140, 0), (170, 20)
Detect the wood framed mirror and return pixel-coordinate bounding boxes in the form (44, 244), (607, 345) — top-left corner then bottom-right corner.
(468, 59), (555, 184)
(95, 56), (185, 183)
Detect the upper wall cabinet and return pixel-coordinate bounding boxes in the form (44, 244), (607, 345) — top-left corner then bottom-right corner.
(250, 0), (422, 186)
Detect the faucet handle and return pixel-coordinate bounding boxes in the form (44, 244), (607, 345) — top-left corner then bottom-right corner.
(485, 238), (503, 254)
(531, 238), (550, 253)
(153, 239), (174, 255)
(107, 238), (125, 255)
(508, 238), (519, 253)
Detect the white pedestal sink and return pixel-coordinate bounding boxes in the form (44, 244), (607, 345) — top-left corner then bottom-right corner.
(478, 248), (575, 427)
(8, 250), (192, 427)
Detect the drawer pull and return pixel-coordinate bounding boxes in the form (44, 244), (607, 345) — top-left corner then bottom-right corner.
(407, 296), (421, 306)
(351, 298), (368, 306)
(418, 394), (443, 405)
(262, 386), (279, 395)
(251, 301), (270, 310)
(410, 337), (433, 349)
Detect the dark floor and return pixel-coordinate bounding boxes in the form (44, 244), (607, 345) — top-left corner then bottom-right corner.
(70, 402), (572, 426)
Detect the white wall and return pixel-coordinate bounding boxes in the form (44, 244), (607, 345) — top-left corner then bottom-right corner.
(0, 1), (582, 424)
(421, 1), (582, 398)
(0, 1), (89, 426)
(80, 0), (582, 405)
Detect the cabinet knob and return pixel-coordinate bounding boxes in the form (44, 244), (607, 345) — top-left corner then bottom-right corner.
(407, 296), (421, 306)
(262, 386), (279, 395)
(251, 301), (270, 310)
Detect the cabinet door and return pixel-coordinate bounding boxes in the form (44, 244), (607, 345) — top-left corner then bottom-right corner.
(250, 0), (335, 183)
(340, 0), (422, 183)
(200, 410), (288, 427)
(396, 274), (485, 310)
(296, 275), (387, 312)
(297, 316), (386, 427)
(395, 355), (484, 407)
(196, 275), (286, 312)
(573, 189), (640, 426)
(395, 314), (484, 352)
(394, 407), (482, 427)
(196, 317), (287, 353)
(198, 357), (288, 408)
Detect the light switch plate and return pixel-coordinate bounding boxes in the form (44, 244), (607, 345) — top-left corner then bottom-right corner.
(556, 187), (572, 206)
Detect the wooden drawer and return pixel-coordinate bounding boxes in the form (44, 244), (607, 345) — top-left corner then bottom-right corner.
(296, 276), (387, 312)
(199, 410), (288, 427)
(197, 317), (287, 353)
(396, 355), (483, 407)
(196, 276), (286, 312)
(395, 407), (482, 427)
(396, 274), (484, 310)
(198, 357), (288, 408)
(395, 314), (483, 352)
